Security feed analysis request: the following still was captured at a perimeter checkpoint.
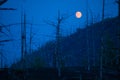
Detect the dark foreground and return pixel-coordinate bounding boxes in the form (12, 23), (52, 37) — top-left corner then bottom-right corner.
(0, 67), (120, 80)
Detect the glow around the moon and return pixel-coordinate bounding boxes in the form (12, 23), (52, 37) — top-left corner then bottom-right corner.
(76, 11), (82, 18)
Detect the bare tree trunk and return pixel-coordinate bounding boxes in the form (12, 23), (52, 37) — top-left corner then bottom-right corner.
(116, 0), (120, 17)
(24, 13), (27, 58)
(92, 28), (96, 67)
(89, 4), (96, 67)
(44, 10), (74, 77)
(29, 22), (32, 54)
(55, 11), (62, 77)
(86, 0), (90, 71)
(102, 0), (105, 20)
(21, 12), (24, 62)
(99, 1), (105, 79)
(21, 12), (27, 80)
(100, 37), (103, 80)
(44, 11), (62, 77)
(21, 12), (27, 69)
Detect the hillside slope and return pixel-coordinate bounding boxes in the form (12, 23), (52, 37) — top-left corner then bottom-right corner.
(12, 17), (120, 68)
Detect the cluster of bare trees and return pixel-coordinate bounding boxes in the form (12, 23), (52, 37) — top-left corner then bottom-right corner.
(0, 0), (119, 70)
(85, 0), (120, 80)
(42, 0), (120, 78)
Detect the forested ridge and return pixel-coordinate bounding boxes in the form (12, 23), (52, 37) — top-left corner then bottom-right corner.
(12, 17), (120, 69)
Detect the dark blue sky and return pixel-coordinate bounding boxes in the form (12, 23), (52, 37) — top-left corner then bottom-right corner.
(0, 0), (118, 67)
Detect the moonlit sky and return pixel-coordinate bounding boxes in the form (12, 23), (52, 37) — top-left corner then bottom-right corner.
(0, 0), (118, 66)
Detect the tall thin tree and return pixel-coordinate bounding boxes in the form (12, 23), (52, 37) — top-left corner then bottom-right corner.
(99, 1), (105, 80)
(21, 11), (27, 68)
(45, 11), (62, 77)
(102, 0), (105, 20)
(29, 20), (33, 54)
(86, 0), (90, 71)
(44, 10), (73, 77)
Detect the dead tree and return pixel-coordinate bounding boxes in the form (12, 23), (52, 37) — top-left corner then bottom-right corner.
(29, 21), (32, 54)
(45, 11), (62, 70)
(86, 0), (90, 71)
(45, 10), (73, 77)
(99, 1), (105, 80)
(88, 6), (97, 67)
(45, 11), (61, 77)
(102, 0), (105, 20)
(29, 18), (35, 54)
(21, 12), (27, 68)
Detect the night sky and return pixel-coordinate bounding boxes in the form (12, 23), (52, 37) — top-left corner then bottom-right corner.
(0, 0), (118, 67)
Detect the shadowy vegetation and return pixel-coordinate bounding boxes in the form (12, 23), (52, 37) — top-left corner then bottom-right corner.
(12, 17), (120, 68)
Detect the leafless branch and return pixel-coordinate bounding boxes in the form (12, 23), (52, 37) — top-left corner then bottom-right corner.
(0, 31), (9, 37)
(0, 39), (13, 43)
(0, 8), (16, 10)
(43, 20), (57, 27)
(0, 0), (7, 5)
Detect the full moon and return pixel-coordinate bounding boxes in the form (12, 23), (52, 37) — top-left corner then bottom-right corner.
(75, 11), (82, 18)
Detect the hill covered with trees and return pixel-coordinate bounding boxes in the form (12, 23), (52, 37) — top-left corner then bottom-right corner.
(12, 17), (120, 69)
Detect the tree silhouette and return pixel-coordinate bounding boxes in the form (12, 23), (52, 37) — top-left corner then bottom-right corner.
(44, 10), (74, 77)
(102, 0), (105, 20)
